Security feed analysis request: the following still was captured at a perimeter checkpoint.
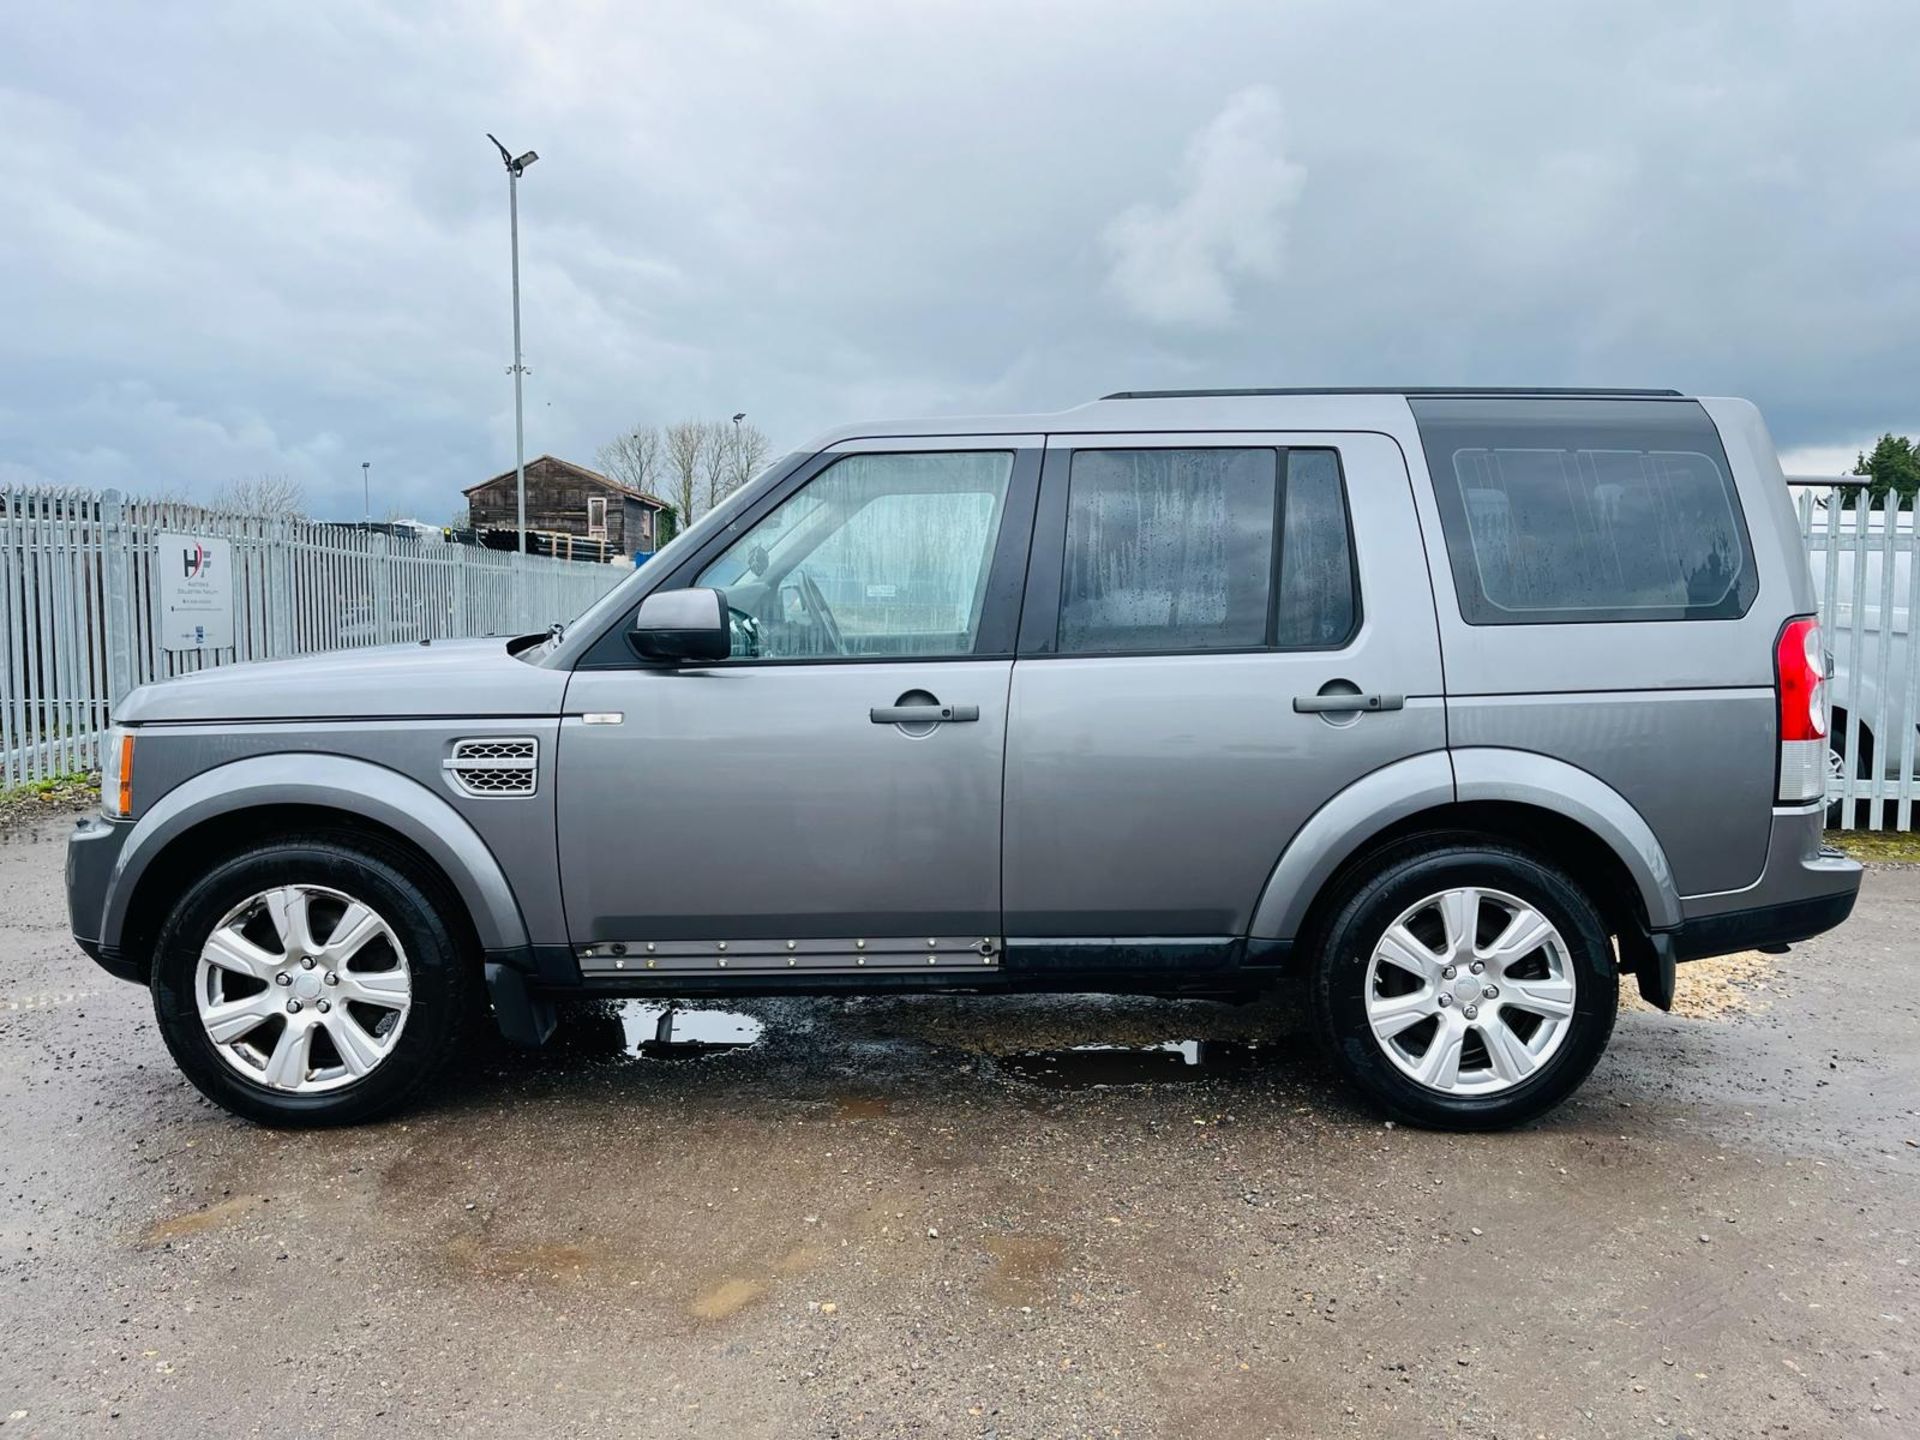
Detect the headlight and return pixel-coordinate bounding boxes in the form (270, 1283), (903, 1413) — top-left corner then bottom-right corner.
(101, 727), (136, 818)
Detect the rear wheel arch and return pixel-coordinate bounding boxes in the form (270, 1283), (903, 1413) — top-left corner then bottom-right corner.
(1251, 748), (1680, 947)
(1289, 801), (1650, 962)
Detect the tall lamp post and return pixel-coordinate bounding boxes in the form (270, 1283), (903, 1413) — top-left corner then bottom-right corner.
(361, 461), (371, 525)
(487, 134), (538, 555)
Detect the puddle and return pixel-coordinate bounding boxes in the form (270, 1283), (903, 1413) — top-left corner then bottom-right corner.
(139, 1193), (270, 1246)
(996, 1040), (1269, 1088)
(546, 1001), (765, 1061)
(981, 1235), (1068, 1307)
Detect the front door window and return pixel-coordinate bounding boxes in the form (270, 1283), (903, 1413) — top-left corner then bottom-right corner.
(696, 451), (1014, 660)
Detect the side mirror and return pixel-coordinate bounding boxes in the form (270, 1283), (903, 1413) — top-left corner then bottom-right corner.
(630, 587), (730, 663)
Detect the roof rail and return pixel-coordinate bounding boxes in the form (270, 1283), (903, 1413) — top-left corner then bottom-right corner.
(1098, 386), (1687, 401)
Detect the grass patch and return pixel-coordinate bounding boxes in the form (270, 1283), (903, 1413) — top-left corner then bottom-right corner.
(1824, 828), (1920, 863)
(0, 771), (99, 828)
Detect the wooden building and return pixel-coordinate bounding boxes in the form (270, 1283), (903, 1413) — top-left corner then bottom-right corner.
(463, 456), (674, 557)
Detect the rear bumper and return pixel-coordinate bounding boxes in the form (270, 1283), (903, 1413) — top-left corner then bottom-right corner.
(1667, 803), (1862, 960)
(1668, 885), (1859, 962)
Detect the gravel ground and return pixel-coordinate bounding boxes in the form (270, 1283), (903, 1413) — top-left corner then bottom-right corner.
(2, 809), (1917, 1438)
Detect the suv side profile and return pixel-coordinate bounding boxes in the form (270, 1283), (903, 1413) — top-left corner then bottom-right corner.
(66, 388), (1861, 1129)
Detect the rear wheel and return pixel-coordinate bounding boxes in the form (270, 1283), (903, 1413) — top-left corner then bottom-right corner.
(1309, 839), (1617, 1130)
(150, 835), (476, 1126)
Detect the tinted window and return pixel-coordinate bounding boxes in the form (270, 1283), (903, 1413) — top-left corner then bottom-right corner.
(1059, 448), (1276, 653)
(1056, 447), (1357, 655)
(697, 451), (1012, 660)
(1412, 397), (1756, 625)
(1275, 449), (1357, 647)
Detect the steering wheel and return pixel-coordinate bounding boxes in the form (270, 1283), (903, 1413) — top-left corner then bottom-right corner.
(725, 604), (761, 659)
(796, 569), (847, 656)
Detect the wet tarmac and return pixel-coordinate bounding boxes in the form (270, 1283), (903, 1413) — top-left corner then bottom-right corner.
(2, 810), (1917, 1437)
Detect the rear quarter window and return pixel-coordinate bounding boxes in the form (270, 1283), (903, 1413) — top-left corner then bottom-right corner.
(1411, 397), (1758, 625)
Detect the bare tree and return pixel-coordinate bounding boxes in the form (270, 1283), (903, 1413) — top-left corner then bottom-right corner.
(211, 473), (307, 517)
(595, 425), (662, 497)
(724, 420), (772, 498)
(618, 417), (773, 529)
(696, 420), (734, 516)
(664, 421), (708, 529)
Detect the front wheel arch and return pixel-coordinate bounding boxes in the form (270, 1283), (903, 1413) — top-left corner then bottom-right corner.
(119, 804), (485, 984)
(102, 753), (531, 978)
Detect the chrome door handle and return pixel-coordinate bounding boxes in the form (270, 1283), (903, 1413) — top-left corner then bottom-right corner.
(870, 704), (980, 724)
(1292, 692), (1405, 714)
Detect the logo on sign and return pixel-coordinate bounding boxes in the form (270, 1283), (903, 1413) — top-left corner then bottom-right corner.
(181, 543), (213, 579)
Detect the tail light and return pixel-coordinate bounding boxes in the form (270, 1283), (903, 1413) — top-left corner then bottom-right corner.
(1775, 616), (1827, 803)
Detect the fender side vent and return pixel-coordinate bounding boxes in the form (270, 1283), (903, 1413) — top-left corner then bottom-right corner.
(444, 737), (538, 798)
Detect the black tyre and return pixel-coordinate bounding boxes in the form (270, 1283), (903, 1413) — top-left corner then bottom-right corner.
(1308, 838), (1617, 1131)
(149, 833), (477, 1127)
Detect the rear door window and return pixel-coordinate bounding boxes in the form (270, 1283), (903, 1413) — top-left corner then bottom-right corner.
(1054, 446), (1357, 654)
(1411, 397), (1756, 625)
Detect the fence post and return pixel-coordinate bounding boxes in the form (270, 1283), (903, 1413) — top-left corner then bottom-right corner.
(99, 489), (135, 718)
(453, 546), (469, 636)
(268, 514), (294, 657)
(373, 531), (393, 645)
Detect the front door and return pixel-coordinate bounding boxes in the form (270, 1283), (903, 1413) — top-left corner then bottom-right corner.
(557, 438), (1041, 975)
(1002, 432), (1446, 942)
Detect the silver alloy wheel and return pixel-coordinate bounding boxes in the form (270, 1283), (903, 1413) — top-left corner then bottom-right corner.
(194, 884), (413, 1094)
(1364, 886), (1576, 1097)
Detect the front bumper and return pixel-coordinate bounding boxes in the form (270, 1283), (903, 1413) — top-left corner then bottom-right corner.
(66, 814), (139, 982)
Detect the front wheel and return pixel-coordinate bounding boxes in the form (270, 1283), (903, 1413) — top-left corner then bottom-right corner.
(149, 835), (477, 1126)
(1309, 840), (1617, 1130)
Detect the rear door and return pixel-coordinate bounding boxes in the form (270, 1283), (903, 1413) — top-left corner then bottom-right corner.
(1002, 431), (1446, 942)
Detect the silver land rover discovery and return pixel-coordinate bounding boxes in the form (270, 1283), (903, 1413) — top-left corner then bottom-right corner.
(66, 388), (1861, 1129)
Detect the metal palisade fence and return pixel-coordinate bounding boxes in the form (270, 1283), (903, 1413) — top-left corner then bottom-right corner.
(9, 477), (1920, 827)
(1, 486), (625, 789)
(1793, 478), (1920, 830)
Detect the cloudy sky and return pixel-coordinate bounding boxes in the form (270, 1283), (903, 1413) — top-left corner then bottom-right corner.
(3, 0), (1916, 520)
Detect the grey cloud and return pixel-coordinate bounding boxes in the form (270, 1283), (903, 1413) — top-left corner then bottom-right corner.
(1, 1), (1916, 520)
(1102, 87), (1305, 328)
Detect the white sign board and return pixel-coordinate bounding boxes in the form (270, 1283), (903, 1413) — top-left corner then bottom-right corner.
(156, 533), (235, 651)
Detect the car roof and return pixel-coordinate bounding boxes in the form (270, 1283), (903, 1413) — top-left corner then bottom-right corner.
(802, 387), (1696, 448)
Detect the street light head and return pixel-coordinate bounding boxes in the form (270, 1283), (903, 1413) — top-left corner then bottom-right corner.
(733, 412), (746, 424)
(513, 150), (539, 173)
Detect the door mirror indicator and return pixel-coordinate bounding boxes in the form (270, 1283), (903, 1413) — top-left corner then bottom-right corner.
(630, 587), (730, 663)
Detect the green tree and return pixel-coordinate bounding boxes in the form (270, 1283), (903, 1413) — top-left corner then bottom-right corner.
(1853, 433), (1920, 509)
